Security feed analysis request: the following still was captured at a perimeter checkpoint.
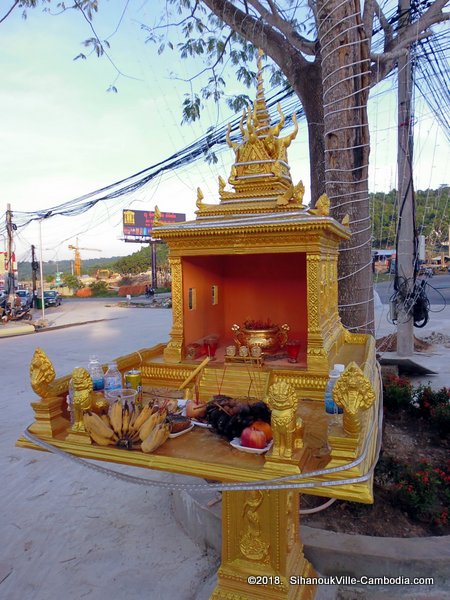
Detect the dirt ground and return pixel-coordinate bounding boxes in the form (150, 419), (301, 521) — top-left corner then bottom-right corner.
(302, 413), (449, 537)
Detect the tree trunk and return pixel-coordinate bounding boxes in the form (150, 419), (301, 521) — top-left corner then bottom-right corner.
(291, 61), (326, 204)
(316, 0), (374, 334)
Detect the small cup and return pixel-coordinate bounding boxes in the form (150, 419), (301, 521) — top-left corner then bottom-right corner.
(286, 341), (302, 363)
(239, 345), (249, 357)
(104, 388), (138, 406)
(226, 345), (236, 357)
(251, 346), (262, 358)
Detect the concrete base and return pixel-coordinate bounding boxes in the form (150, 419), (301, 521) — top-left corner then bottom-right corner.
(170, 484), (450, 600)
(378, 352), (437, 375)
(0, 321), (35, 338)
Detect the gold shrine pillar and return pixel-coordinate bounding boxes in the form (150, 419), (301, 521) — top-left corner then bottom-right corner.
(163, 256), (184, 363)
(306, 254), (329, 373)
(212, 489), (317, 600)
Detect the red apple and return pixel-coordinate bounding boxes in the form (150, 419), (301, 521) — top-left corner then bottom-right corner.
(240, 426), (267, 449)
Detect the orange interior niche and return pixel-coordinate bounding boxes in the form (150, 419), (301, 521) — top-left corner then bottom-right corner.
(182, 252), (308, 351)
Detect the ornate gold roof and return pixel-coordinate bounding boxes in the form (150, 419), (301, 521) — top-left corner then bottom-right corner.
(196, 50), (306, 218)
(155, 51), (351, 239)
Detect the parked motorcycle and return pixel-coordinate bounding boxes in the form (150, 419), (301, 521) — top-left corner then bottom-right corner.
(1, 296), (33, 323)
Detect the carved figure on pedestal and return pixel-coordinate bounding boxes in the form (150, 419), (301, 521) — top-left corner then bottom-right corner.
(309, 193), (330, 217)
(30, 348), (56, 399)
(333, 362), (376, 436)
(71, 367), (93, 432)
(265, 381), (303, 459)
(239, 490), (269, 561)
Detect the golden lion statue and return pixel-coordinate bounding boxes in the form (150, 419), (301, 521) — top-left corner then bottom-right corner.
(265, 381), (302, 459)
(70, 367), (93, 431)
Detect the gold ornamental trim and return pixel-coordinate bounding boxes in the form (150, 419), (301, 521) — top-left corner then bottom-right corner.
(156, 219), (350, 242)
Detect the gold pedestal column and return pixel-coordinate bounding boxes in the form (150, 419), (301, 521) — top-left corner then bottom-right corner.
(211, 489), (317, 600)
(29, 397), (68, 439)
(163, 256), (184, 363)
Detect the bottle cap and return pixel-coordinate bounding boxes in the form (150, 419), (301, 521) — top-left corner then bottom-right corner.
(334, 364), (345, 373)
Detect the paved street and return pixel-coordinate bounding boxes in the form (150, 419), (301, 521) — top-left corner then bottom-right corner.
(375, 273), (450, 305)
(1, 302), (218, 600)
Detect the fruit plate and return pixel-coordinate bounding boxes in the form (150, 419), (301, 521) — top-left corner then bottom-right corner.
(181, 407), (211, 428)
(190, 418), (212, 429)
(230, 437), (273, 454)
(169, 423), (194, 439)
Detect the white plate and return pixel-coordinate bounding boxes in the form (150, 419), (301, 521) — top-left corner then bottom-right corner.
(168, 422), (194, 438)
(191, 418), (212, 429)
(230, 437), (273, 454)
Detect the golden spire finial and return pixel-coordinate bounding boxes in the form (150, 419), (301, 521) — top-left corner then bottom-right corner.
(153, 205), (161, 226)
(253, 49), (270, 134)
(196, 187), (204, 210)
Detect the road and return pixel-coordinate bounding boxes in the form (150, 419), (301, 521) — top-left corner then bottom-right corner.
(375, 273), (450, 305)
(1, 303), (217, 600)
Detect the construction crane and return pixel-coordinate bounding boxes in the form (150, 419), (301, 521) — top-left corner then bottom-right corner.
(68, 238), (101, 277)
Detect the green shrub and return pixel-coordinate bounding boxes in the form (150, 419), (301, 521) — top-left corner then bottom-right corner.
(394, 460), (450, 527)
(382, 374), (413, 411)
(429, 402), (450, 438)
(411, 384), (450, 438)
(89, 281), (109, 296)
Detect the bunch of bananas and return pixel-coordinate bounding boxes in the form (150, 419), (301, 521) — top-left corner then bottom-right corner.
(83, 401), (169, 453)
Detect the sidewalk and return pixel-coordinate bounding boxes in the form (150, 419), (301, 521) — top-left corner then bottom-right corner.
(1, 304), (218, 600)
(374, 300), (450, 390)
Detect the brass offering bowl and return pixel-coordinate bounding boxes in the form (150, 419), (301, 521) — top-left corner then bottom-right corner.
(231, 323), (289, 355)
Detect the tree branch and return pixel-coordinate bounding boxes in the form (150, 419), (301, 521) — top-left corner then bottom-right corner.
(410, 0), (449, 34)
(370, 0), (450, 86)
(249, 0), (316, 56)
(362, 0), (375, 48)
(373, 0), (393, 51)
(200, 0), (310, 73)
(247, 0), (317, 56)
(144, 0), (204, 35)
(73, 0), (141, 83)
(171, 31), (233, 84)
(0, 0), (19, 25)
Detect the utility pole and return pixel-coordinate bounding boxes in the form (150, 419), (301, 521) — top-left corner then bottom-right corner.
(6, 203), (15, 304)
(150, 240), (158, 290)
(38, 219), (46, 320)
(31, 245), (38, 307)
(396, 0), (415, 357)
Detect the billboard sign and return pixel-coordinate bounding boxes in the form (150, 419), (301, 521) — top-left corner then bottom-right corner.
(123, 210), (186, 238)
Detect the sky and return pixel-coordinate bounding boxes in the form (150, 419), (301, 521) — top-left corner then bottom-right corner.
(1, 1), (449, 266)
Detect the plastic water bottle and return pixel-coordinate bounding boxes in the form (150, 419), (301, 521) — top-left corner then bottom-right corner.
(324, 368), (342, 416)
(87, 355), (105, 391)
(104, 362), (122, 394)
(66, 375), (75, 425)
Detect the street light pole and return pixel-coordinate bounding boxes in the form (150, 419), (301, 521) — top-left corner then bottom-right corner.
(6, 203), (15, 305)
(39, 219), (45, 321)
